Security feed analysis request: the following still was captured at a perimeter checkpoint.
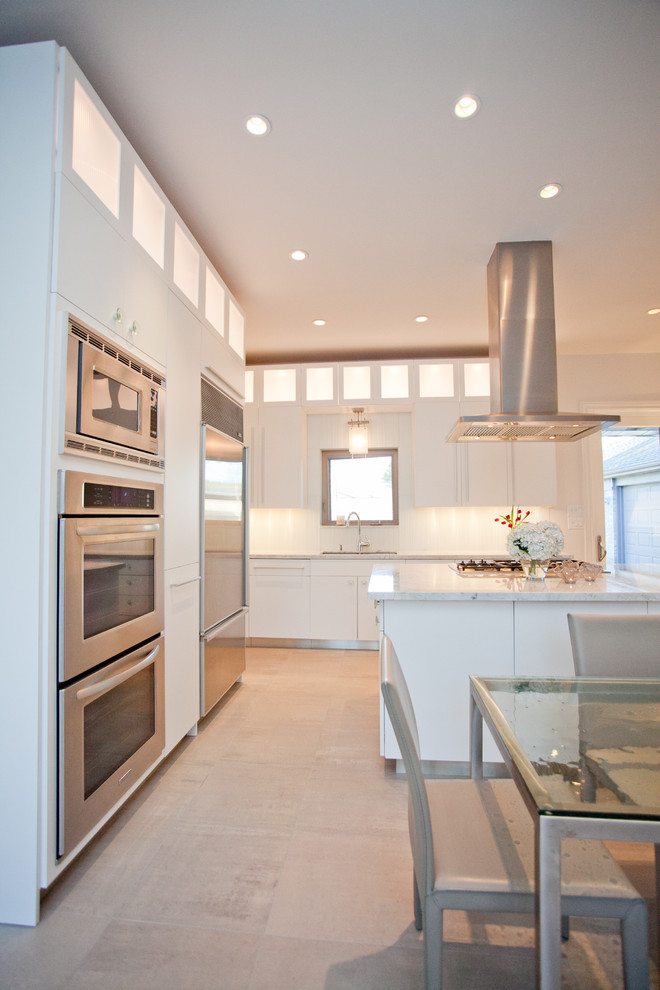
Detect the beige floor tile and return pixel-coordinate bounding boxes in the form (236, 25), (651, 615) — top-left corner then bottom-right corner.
(247, 931), (424, 990)
(63, 921), (260, 990)
(119, 821), (291, 933)
(266, 827), (413, 944)
(296, 764), (408, 834)
(8, 646), (658, 989)
(176, 760), (312, 828)
(0, 911), (111, 990)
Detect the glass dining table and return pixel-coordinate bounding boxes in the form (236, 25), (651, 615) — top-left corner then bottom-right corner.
(469, 675), (660, 990)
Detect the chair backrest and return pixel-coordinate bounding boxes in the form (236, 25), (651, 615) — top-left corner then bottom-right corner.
(568, 613), (660, 676)
(380, 634), (434, 899)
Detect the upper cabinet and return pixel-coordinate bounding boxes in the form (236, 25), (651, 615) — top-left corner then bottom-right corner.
(246, 360), (556, 510)
(53, 49), (245, 388)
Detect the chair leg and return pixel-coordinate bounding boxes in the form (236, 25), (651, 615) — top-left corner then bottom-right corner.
(414, 872), (423, 931)
(561, 914), (570, 941)
(654, 843), (660, 975)
(620, 899), (650, 990)
(423, 898), (444, 990)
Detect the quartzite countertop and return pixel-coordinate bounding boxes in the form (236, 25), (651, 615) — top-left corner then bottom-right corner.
(369, 562), (660, 767)
(367, 561), (660, 602)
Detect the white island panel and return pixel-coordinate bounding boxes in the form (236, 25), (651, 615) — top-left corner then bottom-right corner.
(371, 561), (660, 766)
(381, 599), (514, 764)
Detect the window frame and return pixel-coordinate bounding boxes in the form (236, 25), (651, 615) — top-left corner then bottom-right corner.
(321, 447), (399, 526)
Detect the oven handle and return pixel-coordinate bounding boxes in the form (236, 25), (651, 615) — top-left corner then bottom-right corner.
(75, 521), (161, 537)
(75, 643), (160, 701)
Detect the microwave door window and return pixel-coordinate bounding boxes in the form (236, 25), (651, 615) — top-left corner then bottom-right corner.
(91, 369), (140, 433)
(83, 537), (155, 638)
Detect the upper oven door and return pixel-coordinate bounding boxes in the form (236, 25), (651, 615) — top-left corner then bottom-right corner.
(59, 514), (164, 682)
(77, 343), (160, 455)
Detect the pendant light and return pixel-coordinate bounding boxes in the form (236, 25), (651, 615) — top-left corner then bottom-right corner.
(348, 408), (369, 455)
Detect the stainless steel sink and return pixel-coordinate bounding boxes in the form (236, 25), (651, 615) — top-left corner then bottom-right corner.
(321, 550), (397, 555)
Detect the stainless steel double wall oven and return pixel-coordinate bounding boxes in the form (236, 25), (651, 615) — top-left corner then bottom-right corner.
(57, 470), (165, 858)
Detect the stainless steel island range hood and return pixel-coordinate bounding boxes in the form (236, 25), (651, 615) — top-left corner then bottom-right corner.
(447, 240), (620, 441)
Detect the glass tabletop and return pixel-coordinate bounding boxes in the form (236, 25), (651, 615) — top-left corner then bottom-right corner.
(471, 676), (660, 819)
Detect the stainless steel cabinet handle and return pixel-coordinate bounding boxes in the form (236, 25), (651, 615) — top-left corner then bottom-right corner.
(76, 521), (161, 537)
(171, 575), (201, 588)
(76, 644), (160, 701)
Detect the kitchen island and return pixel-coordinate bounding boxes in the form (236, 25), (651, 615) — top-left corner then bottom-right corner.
(368, 561), (660, 768)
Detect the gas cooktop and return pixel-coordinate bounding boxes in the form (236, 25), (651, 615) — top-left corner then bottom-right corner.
(452, 558), (571, 576)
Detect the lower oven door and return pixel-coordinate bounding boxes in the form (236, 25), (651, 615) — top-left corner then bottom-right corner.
(58, 635), (165, 859)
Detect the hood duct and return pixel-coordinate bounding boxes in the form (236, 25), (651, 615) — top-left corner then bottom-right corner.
(447, 240), (620, 441)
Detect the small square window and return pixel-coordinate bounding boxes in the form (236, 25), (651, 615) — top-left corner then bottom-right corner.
(321, 448), (399, 525)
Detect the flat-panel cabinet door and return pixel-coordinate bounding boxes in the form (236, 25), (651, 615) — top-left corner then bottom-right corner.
(249, 561), (310, 639)
(460, 400), (509, 506)
(259, 407), (305, 508)
(123, 242), (168, 366)
(164, 564), (200, 752)
(511, 443), (557, 506)
(412, 401), (460, 506)
(165, 291), (201, 570)
(54, 175), (125, 332)
(310, 575), (356, 640)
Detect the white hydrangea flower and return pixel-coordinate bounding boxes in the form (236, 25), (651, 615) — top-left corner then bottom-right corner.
(507, 520), (564, 560)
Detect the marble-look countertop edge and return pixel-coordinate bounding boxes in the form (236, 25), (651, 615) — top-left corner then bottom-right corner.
(366, 561), (660, 601)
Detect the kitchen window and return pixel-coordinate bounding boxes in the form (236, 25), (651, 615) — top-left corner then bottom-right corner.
(321, 448), (399, 525)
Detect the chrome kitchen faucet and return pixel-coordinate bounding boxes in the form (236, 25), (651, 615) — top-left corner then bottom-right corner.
(346, 511), (370, 553)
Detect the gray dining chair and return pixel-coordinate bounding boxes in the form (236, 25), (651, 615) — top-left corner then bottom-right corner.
(380, 633), (649, 990)
(567, 613), (660, 677)
(568, 611), (660, 970)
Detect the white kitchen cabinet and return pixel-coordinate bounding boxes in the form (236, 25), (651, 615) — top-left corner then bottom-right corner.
(246, 406), (306, 508)
(309, 558), (380, 644)
(249, 559), (310, 639)
(123, 239), (169, 366)
(460, 400), (510, 506)
(54, 174), (126, 335)
(202, 326), (246, 401)
(412, 401), (460, 506)
(412, 397), (557, 507)
(310, 575), (357, 640)
(54, 174), (169, 367)
(164, 291), (201, 570)
(164, 563), (201, 752)
(510, 442), (557, 507)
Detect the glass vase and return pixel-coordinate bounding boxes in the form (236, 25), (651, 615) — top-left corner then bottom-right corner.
(520, 558), (549, 580)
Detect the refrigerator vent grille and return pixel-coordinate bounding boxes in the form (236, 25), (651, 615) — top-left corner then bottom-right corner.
(201, 378), (244, 442)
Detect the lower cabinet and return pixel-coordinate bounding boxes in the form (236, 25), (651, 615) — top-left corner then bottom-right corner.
(249, 559), (310, 639)
(248, 557), (380, 645)
(164, 563), (201, 753)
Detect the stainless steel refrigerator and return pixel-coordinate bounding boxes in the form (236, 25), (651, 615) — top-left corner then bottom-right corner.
(200, 384), (248, 717)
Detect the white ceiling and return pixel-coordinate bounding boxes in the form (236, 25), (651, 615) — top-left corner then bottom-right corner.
(2, 0), (659, 365)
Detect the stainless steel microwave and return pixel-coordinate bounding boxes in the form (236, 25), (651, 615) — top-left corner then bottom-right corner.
(65, 316), (165, 467)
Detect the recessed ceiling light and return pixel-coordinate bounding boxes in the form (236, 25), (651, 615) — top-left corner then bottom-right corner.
(312, 319), (326, 326)
(539, 183), (562, 199)
(245, 114), (271, 136)
(415, 315), (429, 323)
(648, 308), (660, 316)
(290, 250), (308, 261)
(453, 95), (480, 119)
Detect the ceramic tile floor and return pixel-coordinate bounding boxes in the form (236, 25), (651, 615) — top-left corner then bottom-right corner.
(1, 647), (657, 989)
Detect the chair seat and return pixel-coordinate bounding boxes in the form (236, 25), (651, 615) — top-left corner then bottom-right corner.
(428, 778), (642, 908)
